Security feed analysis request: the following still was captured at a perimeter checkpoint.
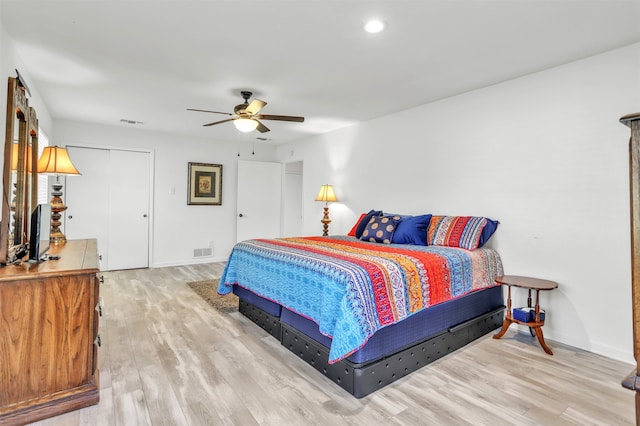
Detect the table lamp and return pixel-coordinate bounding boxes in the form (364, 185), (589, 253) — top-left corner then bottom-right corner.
(37, 146), (81, 244)
(315, 184), (338, 236)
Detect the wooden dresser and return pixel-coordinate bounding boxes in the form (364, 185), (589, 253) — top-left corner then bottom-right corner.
(0, 239), (101, 425)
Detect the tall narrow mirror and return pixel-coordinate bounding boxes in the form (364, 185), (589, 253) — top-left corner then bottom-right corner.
(26, 106), (39, 240)
(1, 76), (37, 264)
(13, 109), (28, 246)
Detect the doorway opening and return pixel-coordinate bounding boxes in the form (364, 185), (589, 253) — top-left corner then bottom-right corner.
(283, 161), (303, 237)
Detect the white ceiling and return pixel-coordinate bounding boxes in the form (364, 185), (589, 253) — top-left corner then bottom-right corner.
(1, 1), (639, 144)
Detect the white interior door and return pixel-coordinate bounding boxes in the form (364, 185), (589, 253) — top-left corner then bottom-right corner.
(237, 160), (282, 242)
(65, 146), (151, 271)
(107, 150), (150, 270)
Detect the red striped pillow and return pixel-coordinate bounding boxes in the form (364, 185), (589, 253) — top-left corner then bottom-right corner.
(427, 216), (489, 250)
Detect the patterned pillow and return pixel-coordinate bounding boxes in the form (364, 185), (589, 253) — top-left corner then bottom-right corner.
(354, 209), (383, 239)
(361, 215), (402, 244)
(427, 216), (489, 250)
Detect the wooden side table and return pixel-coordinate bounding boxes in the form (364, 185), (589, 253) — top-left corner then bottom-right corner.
(492, 275), (558, 355)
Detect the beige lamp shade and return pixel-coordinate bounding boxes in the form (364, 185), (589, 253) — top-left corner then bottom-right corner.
(11, 143), (32, 171)
(37, 146), (81, 175)
(315, 184), (338, 203)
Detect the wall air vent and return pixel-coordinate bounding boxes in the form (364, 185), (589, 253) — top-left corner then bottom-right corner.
(193, 247), (213, 258)
(120, 119), (144, 125)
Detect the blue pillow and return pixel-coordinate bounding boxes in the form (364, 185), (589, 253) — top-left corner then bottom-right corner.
(478, 218), (499, 247)
(391, 214), (432, 245)
(355, 209), (382, 239)
(361, 215), (402, 244)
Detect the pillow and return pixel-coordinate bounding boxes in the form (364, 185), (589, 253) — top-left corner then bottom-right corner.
(391, 214), (432, 245)
(427, 216), (489, 250)
(347, 213), (366, 237)
(361, 215), (402, 244)
(478, 218), (499, 247)
(354, 209), (383, 239)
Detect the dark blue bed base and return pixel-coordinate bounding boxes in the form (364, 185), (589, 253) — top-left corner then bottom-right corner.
(233, 285), (505, 397)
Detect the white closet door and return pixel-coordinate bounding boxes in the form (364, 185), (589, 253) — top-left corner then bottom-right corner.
(64, 147), (110, 269)
(65, 146), (150, 271)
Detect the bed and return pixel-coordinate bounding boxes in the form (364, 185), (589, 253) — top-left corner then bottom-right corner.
(218, 213), (504, 397)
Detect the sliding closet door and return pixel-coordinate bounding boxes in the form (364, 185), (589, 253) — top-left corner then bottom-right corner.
(65, 146), (151, 271)
(63, 147), (110, 268)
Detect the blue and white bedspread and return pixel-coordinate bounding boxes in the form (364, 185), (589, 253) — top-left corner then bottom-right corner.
(218, 236), (503, 364)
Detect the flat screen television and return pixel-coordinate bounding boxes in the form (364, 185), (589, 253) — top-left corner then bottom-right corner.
(29, 203), (51, 261)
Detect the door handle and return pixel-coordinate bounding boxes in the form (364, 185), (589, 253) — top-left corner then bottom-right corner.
(68, 215), (73, 219)
(143, 214), (148, 218)
(238, 213), (244, 218)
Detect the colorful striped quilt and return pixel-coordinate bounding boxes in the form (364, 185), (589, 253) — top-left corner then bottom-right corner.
(218, 236), (503, 364)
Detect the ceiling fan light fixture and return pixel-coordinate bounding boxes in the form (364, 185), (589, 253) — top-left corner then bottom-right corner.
(234, 118), (259, 132)
(188, 91), (303, 133)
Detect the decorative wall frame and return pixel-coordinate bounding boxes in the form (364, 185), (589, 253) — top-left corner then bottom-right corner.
(187, 162), (222, 205)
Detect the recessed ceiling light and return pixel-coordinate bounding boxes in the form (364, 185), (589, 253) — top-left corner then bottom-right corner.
(364, 19), (386, 34)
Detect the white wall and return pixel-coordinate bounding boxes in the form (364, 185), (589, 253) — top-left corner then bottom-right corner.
(0, 18), (53, 156)
(54, 119), (277, 267)
(277, 42), (640, 364)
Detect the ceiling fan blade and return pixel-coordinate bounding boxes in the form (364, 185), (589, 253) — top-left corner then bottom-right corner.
(187, 108), (232, 116)
(256, 120), (270, 133)
(256, 114), (305, 122)
(245, 99), (267, 116)
(203, 118), (235, 127)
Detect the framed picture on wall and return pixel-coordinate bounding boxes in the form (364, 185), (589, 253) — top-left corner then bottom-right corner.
(188, 162), (223, 205)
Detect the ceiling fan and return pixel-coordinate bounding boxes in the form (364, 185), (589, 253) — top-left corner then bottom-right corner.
(187, 91), (304, 133)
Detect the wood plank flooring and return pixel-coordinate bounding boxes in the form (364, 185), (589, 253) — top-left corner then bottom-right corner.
(31, 263), (635, 425)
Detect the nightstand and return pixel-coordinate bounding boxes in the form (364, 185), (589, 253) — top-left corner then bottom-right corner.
(492, 275), (558, 355)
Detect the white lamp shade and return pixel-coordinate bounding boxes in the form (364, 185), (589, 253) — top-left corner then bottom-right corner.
(233, 118), (259, 132)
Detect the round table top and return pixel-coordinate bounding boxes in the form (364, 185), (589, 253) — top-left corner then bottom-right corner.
(495, 275), (558, 290)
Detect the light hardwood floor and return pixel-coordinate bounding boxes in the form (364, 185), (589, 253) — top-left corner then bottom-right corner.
(31, 263), (635, 426)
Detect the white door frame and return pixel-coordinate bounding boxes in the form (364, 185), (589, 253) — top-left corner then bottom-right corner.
(66, 144), (155, 269)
